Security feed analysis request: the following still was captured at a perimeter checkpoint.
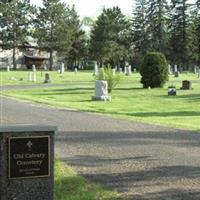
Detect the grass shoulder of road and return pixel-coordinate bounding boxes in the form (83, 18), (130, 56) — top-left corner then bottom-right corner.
(1, 71), (200, 131)
(55, 160), (120, 200)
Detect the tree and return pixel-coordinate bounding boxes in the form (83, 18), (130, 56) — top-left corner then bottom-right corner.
(66, 5), (87, 68)
(146, 0), (169, 54)
(140, 52), (168, 88)
(0, 0), (33, 69)
(168, 0), (192, 69)
(35, 0), (71, 70)
(132, 0), (149, 67)
(195, 0), (200, 66)
(90, 7), (131, 68)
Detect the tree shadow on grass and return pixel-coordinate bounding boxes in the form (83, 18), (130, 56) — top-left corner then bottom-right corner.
(55, 174), (118, 200)
(127, 111), (200, 118)
(125, 189), (200, 200)
(158, 93), (200, 102)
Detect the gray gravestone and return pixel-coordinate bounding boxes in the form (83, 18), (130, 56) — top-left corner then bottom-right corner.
(181, 80), (192, 90)
(168, 86), (176, 96)
(44, 73), (51, 83)
(0, 125), (56, 200)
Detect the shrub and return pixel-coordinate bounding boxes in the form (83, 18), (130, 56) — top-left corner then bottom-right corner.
(140, 52), (169, 88)
(95, 66), (122, 93)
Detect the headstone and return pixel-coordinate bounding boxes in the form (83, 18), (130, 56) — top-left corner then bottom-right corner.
(125, 65), (131, 76)
(33, 72), (37, 82)
(174, 71), (179, 77)
(174, 64), (178, 73)
(124, 67), (127, 75)
(198, 69), (200, 78)
(168, 64), (172, 74)
(133, 68), (137, 73)
(74, 68), (78, 74)
(194, 66), (197, 74)
(32, 65), (36, 72)
(60, 63), (65, 74)
(168, 86), (176, 96)
(29, 72), (33, 82)
(112, 68), (116, 76)
(7, 65), (10, 72)
(119, 68), (123, 74)
(94, 63), (99, 76)
(181, 80), (192, 90)
(0, 125), (56, 200)
(44, 73), (51, 83)
(92, 80), (111, 101)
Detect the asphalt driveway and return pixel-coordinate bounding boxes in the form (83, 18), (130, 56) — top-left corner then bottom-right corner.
(1, 96), (200, 200)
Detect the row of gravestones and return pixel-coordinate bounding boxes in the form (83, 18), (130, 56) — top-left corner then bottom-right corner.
(168, 64), (200, 78)
(93, 64), (137, 77)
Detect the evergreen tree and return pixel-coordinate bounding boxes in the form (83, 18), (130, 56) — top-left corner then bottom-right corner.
(169, 0), (191, 69)
(66, 6), (87, 68)
(90, 7), (131, 68)
(0, 0), (33, 69)
(146, 0), (169, 54)
(195, 0), (200, 66)
(132, 0), (149, 67)
(35, 0), (71, 70)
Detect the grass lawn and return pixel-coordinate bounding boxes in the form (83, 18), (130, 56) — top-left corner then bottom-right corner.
(1, 70), (200, 131)
(55, 161), (119, 200)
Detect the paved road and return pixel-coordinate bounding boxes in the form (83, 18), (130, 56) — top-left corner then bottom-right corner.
(1, 96), (200, 199)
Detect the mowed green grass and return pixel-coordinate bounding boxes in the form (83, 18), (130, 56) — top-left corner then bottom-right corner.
(55, 161), (119, 200)
(1, 71), (200, 131)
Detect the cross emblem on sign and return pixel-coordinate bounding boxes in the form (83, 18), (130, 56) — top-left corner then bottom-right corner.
(27, 141), (33, 150)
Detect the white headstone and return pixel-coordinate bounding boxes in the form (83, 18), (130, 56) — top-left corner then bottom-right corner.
(32, 65), (36, 72)
(168, 64), (172, 74)
(194, 66), (197, 74)
(74, 68), (78, 74)
(124, 67), (127, 74)
(29, 72), (33, 82)
(174, 65), (178, 73)
(7, 65), (10, 72)
(32, 72), (37, 82)
(61, 63), (65, 74)
(198, 69), (200, 78)
(92, 80), (111, 101)
(94, 63), (99, 76)
(133, 68), (136, 73)
(119, 68), (123, 74)
(112, 68), (116, 76)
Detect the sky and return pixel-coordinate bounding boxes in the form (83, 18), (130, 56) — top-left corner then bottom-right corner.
(30, 0), (195, 19)
(30, 0), (133, 19)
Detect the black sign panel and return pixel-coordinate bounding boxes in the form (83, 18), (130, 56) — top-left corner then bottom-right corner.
(8, 136), (50, 179)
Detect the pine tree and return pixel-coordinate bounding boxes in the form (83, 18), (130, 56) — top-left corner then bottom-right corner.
(90, 7), (130, 67)
(66, 6), (87, 68)
(146, 0), (169, 54)
(0, 0), (33, 69)
(35, 0), (69, 70)
(169, 0), (191, 69)
(132, 0), (149, 67)
(195, 0), (200, 66)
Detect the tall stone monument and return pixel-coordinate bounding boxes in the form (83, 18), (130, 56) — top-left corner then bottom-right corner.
(0, 125), (56, 200)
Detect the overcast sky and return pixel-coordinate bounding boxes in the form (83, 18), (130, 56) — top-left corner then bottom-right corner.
(30, 0), (195, 19)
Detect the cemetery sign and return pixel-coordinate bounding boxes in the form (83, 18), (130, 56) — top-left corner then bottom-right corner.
(8, 136), (50, 179)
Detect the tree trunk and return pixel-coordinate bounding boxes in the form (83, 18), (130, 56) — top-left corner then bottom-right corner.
(49, 49), (53, 71)
(13, 46), (17, 70)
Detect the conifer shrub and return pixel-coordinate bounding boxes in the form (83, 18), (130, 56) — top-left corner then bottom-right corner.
(140, 52), (168, 88)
